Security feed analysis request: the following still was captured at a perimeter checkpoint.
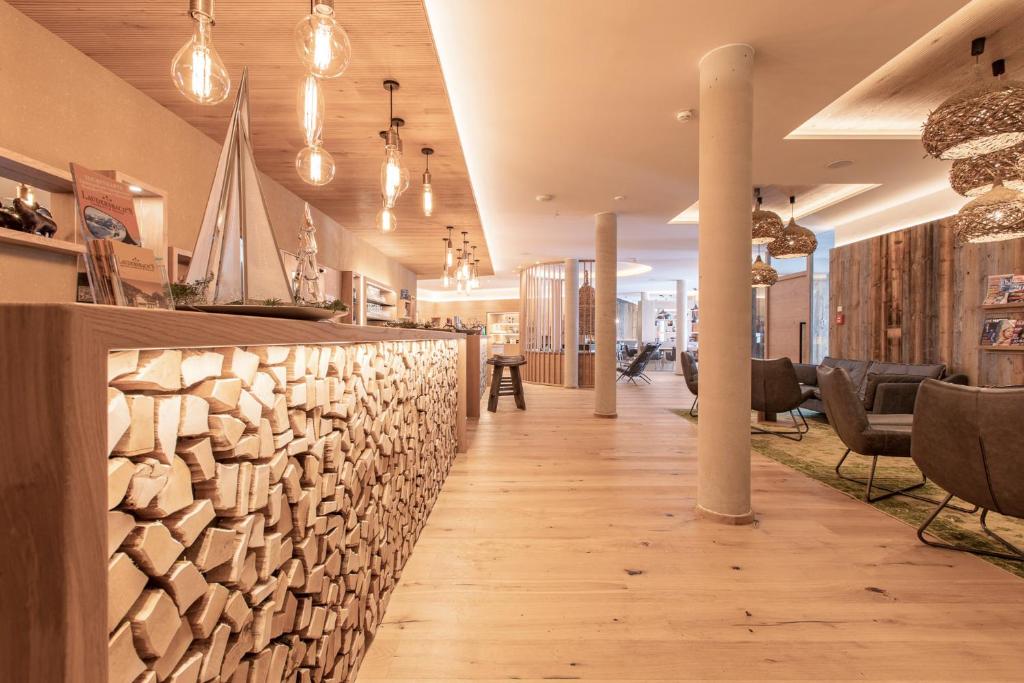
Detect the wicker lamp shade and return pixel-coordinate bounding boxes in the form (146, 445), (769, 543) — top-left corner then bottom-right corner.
(751, 255), (778, 288)
(949, 142), (1024, 196)
(752, 201), (784, 245)
(952, 181), (1024, 244)
(922, 68), (1024, 160)
(768, 217), (817, 259)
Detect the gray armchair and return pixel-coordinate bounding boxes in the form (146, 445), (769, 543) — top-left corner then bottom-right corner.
(912, 380), (1024, 562)
(818, 366), (924, 502)
(680, 351), (698, 416)
(751, 358), (811, 440)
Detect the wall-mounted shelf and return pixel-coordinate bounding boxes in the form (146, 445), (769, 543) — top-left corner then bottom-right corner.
(0, 228), (84, 256)
(980, 346), (1024, 352)
(982, 303), (1024, 310)
(366, 298), (394, 307)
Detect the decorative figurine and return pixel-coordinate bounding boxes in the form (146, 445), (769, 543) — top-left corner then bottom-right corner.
(13, 197), (58, 237)
(0, 200), (24, 231)
(291, 203), (324, 305)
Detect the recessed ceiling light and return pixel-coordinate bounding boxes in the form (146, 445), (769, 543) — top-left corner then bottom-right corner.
(128, 184), (144, 194)
(535, 194), (554, 202)
(613, 195), (626, 201)
(676, 109), (696, 122)
(826, 160), (853, 170)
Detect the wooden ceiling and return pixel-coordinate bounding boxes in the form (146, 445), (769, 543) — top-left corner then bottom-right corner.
(9, 0), (489, 277)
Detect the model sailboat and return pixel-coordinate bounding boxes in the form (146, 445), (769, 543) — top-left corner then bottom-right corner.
(186, 68), (293, 304)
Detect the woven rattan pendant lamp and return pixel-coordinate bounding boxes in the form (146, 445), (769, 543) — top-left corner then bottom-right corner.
(949, 141), (1024, 196)
(768, 195), (817, 259)
(751, 188), (784, 244)
(751, 252), (778, 288)
(952, 179), (1024, 244)
(922, 38), (1024, 160)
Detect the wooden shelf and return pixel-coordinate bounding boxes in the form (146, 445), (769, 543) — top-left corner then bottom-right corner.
(982, 303), (1024, 310)
(0, 228), (84, 256)
(980, 345), (1024, 352)
(366, 298), (394, 307)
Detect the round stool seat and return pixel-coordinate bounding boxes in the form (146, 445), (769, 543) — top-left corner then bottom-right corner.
(487, 354), (526, 367)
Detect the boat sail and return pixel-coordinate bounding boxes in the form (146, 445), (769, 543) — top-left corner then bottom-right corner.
(185, 68), (293, 303)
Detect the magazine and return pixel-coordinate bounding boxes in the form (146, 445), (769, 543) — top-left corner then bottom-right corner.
(996, 319), (1018, 346)
(1012, 319), (1024, 346)
(71, 162), (173, 309)
(982, 274), (1024, 305)
(981, 318), (1004, 345)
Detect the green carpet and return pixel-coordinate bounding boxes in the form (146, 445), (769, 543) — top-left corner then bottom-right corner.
(671, 408), (1024, 579)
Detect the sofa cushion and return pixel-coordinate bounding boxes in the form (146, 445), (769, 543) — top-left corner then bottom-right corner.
(821, 357), (870, 397)
(866, 360), (945, 380)
(862, 372), (929, 410)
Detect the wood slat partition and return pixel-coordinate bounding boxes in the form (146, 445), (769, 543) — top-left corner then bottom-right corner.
(830, 218), (1024, 386)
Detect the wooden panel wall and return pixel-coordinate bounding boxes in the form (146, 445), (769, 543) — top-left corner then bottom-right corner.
(830, 218), (1024, 386)
(767, 273), (810, 363)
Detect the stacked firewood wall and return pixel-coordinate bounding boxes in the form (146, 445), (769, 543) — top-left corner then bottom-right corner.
(105, 340), (459, 682)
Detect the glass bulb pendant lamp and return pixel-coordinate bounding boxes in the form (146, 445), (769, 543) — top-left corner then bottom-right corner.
(297, 74), (325, 147)
(294, 0), (352, 79)
(376, 202), (397, 234)
(421, 147), (435, 217)
(459, 232), (471, 279)
(379, 81), (407, 208)
(445, 226), (455, 267)
(296, 138), (336, 186)
(471, 259), (481, 289)
(768, 195), (818, 259)
(171, 0), (231, 105)
(440, 237), (452, 288)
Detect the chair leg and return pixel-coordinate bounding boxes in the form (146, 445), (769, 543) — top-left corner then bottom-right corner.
(917, 497), (1024, 562)
(688, 396), (698, 417)
(510, 366), (526, 410)
(751, 409), (807, 441)
(834, 450), (976, 511)
(487, 365), (502, 413)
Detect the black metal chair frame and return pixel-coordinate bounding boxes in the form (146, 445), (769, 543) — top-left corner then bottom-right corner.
(687, 396), (698, 417)
(617, 343), (659, 384)
(917, 494), (1024, 562)
(834, 449), (977, 512)
(751, 408), (810, 442)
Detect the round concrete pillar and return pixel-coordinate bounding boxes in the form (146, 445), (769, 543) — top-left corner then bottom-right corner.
(594, 212), (617, 417)
(564, 258), (579, 388)
(695, 44), (755, 524)
(675, 279), (687, 375)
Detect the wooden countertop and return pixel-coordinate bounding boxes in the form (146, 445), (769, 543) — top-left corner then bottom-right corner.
(0, 303), (461, 351)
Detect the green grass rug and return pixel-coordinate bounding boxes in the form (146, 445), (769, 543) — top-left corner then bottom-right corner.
(671, 408), (1024, 579)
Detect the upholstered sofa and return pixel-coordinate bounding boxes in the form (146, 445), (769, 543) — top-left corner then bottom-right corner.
(794, 357), (968, 415)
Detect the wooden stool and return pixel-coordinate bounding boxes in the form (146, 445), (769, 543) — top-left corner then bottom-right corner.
(487, 355), (526, 412)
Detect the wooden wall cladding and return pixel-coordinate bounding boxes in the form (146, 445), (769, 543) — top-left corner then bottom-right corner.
(105, 340), (458, 682)
(830, 218), (1024, 386)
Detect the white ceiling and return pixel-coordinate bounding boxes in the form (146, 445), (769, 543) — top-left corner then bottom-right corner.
(420, 0), (978, 294)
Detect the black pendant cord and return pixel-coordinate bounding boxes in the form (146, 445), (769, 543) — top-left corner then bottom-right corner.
(789, 195), (796, 221)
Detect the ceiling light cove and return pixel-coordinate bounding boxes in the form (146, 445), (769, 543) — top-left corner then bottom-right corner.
(617, 262), (653, 278)
(670, 183), (880, 225)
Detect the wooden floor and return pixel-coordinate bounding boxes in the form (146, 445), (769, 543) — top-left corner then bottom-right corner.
(360, 373), (1024, 681)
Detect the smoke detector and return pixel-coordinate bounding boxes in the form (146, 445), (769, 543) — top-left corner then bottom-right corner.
(676, 109), (696, 122)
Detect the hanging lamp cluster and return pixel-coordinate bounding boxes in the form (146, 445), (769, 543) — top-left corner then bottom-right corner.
(768, 195), (818, 260)
(294, 0), (350, 186)
(440, 227), (480, 293)
(923, 37), (1024, 245)
(748, 188), (813, 287)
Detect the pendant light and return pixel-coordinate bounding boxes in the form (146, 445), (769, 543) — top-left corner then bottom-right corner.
(949, 142), (1024, 196)
(379, 81), (409, 209)
(459, 232), (471, 280)
(171, 0), (231, 105)
(768, 195), (817, 259)
(751, 187), (784, 244)
(922, 38), (1024, 160)
(421, 148), (435, 217)
(441, 238), (452, 288)
(751, 252), (778, 288)
(298, 74), (325, 147)
(471, 258), (481, 289)
(445, 226), (455, 268)
(376, 202), (397, 234)
(952, 179), (1024, 244)
(296, 138), (335, 186)
(294, 0), (352, 79)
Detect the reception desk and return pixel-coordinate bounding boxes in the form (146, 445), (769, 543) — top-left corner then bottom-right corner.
(0, 304), (467, 682)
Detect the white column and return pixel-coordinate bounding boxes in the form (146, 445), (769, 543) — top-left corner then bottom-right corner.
(594, 212), (617, 417)
(640, 291), (657, 343)
(675, 279), (687, 375)
(696, 44), (755, 525)
(564, 258), (579, 388)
